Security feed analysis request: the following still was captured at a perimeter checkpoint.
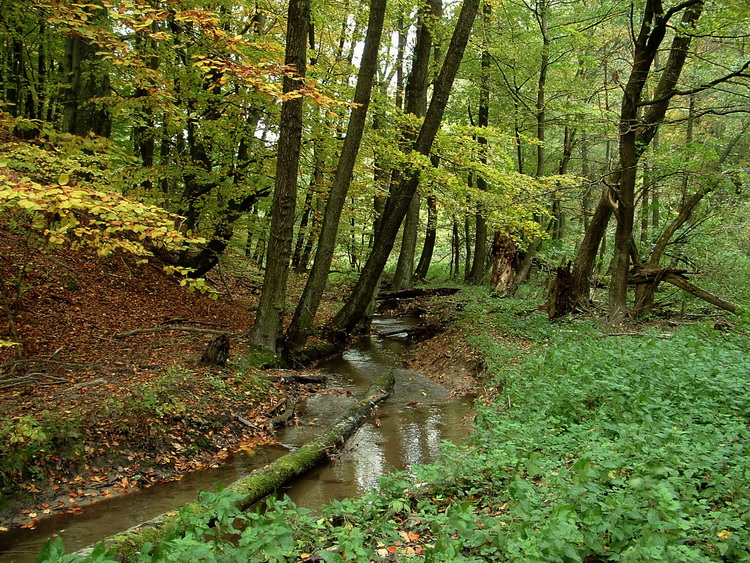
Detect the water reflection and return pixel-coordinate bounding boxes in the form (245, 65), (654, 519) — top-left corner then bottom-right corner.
(277, 319), (474, 508)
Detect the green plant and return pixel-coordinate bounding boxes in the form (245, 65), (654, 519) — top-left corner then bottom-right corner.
(0, 412), (82, 491)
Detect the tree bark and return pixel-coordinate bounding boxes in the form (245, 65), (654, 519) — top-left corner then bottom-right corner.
(333, 0), (480, 334)
(467, 0), (492, 286)
(250, 0), (309, 352)
(282, 0), (387, 355)
(662, 274), (737, 313)
(392, 0), (437, 291)
(609, 0), (704, 321)
(414, 190), (438, 280)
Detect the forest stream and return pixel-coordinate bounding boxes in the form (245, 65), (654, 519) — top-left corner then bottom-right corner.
(0, 316), (474, 562)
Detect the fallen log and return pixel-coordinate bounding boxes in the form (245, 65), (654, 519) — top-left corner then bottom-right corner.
(263, 373), (327, 384)
(72, 370), (396, 560)
(663, 273), (738, 313)
(629, 267), (738, 314)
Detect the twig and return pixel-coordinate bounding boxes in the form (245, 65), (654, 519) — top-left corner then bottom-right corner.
(237, 416), (258, 429)
(65, 378), (108, 393)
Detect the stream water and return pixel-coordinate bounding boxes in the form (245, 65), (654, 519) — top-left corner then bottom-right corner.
(0, 316), (474, 562)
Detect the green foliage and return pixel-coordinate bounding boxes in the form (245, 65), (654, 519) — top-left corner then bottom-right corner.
(0, 173), (198, 258)
(464, 316), (750, 560)
(0, 412), (81, 492)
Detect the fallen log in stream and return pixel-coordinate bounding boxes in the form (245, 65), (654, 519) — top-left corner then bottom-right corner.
(72, 370), (396, 560)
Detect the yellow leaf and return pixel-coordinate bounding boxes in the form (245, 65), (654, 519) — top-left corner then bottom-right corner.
(58, 173), (70, 185)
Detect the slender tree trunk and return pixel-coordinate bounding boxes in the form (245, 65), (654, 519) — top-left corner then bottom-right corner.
(414, 189), (438, 281)
(391, 0), (437, 290)
(250, 0), (309, 352)
(282, 0), (387, 355)
(392, 194), (420, 290)
(450, 216), (460, 278)
(333, 0), (480, 333)
(464, 210), (472, 278)
(468, 1), (492, 285)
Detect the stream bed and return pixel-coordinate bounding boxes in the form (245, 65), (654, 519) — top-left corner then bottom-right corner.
(0, 316), (474, 562)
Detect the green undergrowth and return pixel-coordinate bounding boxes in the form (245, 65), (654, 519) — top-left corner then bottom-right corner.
(35, 291), (750, 562)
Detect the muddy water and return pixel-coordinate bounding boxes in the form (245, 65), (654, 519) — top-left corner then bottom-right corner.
(0, 317), (473, 562)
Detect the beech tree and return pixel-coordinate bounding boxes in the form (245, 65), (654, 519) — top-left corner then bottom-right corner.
(283, 0), (388, 356)
(250, 0), (309, 352)
(333, 0), (481, 333)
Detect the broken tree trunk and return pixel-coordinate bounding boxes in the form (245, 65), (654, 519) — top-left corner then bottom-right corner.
(72, 370), (396, 560)
(200, 334), (230, 366)
(547, 262), (574, 320)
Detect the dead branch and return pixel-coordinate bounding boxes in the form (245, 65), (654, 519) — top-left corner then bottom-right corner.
(114, 326), (237, 338)
(263, 373), (327, 384)
(65, 378), (108, 393)
(663, 273), (738, 313)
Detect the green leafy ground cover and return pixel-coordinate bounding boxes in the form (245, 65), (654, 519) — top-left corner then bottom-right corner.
(37, 290), (750, 562)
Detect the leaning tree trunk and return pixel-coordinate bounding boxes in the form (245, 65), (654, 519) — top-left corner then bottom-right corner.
(282, 0), (387, 356)
(250, 0), (309, 353)
(333, 0), (480, 334)
(609, 0), (704, 321)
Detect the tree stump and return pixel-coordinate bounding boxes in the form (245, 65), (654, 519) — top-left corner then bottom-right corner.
(200, 334), (230, 366)
(547, 262), (574, 320)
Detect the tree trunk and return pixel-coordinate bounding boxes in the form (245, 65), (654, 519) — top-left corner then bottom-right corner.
(609, 0), (704, 321)
(414, 191), (438, 280)
(250, 0), (309, 353)
(392, 194), (420, 290)
(663, 274), (737, 313)
(282, 0), (386, 355)
(467, 1), (492, 286)
(391, 0), (436, 291)
(62, 31), (111, 138)
(333, 0), (480, 334)
(566, 188), (615, 313)
(184, 188), (271, 277)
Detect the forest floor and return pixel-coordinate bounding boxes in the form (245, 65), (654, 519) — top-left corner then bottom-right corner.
(0, 225), (479, 532)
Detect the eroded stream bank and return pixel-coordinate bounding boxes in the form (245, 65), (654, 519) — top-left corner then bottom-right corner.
(0, 316), (474, 562)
